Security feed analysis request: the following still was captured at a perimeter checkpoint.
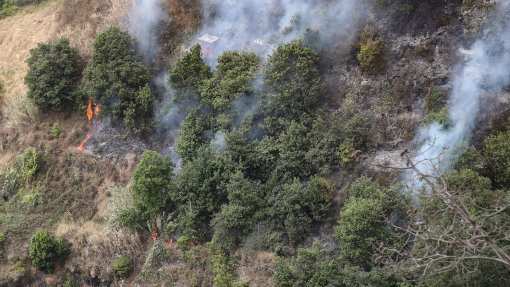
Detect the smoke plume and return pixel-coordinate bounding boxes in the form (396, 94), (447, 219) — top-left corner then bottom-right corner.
(411, 1), (510, 180)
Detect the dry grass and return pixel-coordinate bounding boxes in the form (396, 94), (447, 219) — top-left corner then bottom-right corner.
(1, 94), (38, 128)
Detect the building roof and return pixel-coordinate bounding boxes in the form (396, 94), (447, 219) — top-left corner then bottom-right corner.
(198, 34), (220, 44)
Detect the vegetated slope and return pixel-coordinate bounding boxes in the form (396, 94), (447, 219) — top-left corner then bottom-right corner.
(1, 0), (510, 286)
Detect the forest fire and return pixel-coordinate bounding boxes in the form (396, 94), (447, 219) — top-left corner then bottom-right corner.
(78, 98), (100, 151)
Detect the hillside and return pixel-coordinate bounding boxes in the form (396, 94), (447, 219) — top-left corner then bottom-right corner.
(1, 0), (510, 286)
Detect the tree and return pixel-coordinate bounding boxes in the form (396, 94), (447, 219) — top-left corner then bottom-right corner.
(334, 176), (406, 267)
(306, 175), (333, 221)
(357, 25), (386, 75)
(29, 230), (56, 273)
(268, 178), (312, 245)
(175, 111), (209, 162)
(83, 26), (153, 133)
(113, 256), (134, 278)
(274, 242), (343, 287)
(484, 128), (510, 187)
(263, 39), (321, 132)
(275, 121), (311, 180)
(375, 149), (510, 282)
(132, 150), (175, 220)
(169, 44), (211, 90)
(25, 37), (81, 111)
(199, 51), (260, 111)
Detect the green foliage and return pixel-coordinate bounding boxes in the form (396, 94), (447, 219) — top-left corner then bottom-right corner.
(54, 236), (70, 267)
(306, 176), (333, 221)
(4, 260), (28, 283)
(268, 179), (312, 245)
(212, 171), (265, 250)
(63, 279), (75, 287)
(425, 105), (452, 130)
(132, 151), (175, 220)
(0, 233), (4, 257)
(83, 26), (154, 133)
(273, 242), (343, 287)
(357, 25), (386, 75)
(169, 44), (212, 89)
(20, 147), (37, 181)
(423, 86), (446, 114)
(263, 39), (320, 132)
(199, 51), (260, 111)
(175, 112), (208, 162)
(335, 177), (406, 267)
(177, 236), (190, 251)
(484, 128), (510, 186)
(175, 147), (229, 235)
(208, 240), (246, 287)
(113, 256), (134, 278)
(29, 230), (56, 273)
(276, 121), (311, 180)
(24, 37), (81, 111)
(50, 123), (61, 139)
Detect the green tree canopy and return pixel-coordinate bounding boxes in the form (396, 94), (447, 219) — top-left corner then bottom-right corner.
(263, 39), (321, 132)
(169, 44), (212, 90)
(199, 51), (260, 111)
(132, 150), (175, 220)
(29, 230), (56, 273)
(25, 37), (81, 111)
(83, 26), (153, 133)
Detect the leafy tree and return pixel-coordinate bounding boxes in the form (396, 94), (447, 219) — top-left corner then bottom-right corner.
(29, 230), (56, 273)
(54, 236), (70, 267)
(175, 111), (209, 162)
(484, 128), (510, 187)
(83, 26), (153, 133)
(306, 116), (345, 173)
(276, 121), (311, 180)
(306, 175), (333, 221)
(274, 242), (343, 287)
(334, 177), (406, 267)
(268, 178), (312, 245)
(199, 51), (260, 111)
(212, 171), (266, 250)
(132, 150), (175, 220)
(25, 37), (81, 111)
(174, 147), (230, 235)
(263, 39), (321, 132)
(169, 44), (211, 90)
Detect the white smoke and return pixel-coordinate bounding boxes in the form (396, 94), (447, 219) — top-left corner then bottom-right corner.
(411, 1), (510, 179)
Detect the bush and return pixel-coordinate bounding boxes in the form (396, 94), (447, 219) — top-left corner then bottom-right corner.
(0, 233), (4, 257)
(25, 38), (81, 111)
(54, 236), (70, 267)
(20, 147), (37, 181)
(177, 236), (190, 251)
(29, 230), (56, 273)
(50, 123), (61, 139)
(484, 128), (510, 187)
(357, 25), (386, 75)
(306, 176), (333, 221)
(113, 256), (134, 278)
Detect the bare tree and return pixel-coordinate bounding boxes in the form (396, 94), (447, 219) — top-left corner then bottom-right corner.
(358, 143), (510, 280)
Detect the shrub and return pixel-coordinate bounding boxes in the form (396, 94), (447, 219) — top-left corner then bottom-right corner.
(54, 236), (70, 267)
(177, 236), (190, 251)
(357, 25), (386, 75)
(484, 128), (510, 187)
(20, 147), (38, 181)
(0, 233), (4, 257)
(50, 123), (61, 139)
(25, 38), (81, 111)
(113, 256), (134, 278)
(306, 176), (333, 221)
(29, 230), (56, 273)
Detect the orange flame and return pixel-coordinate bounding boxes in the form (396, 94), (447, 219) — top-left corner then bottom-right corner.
(168, 238), (173, 247)
(152, 226), (158, 242)
(87, 98), (93, 124)
(78, 134), (91, 151)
